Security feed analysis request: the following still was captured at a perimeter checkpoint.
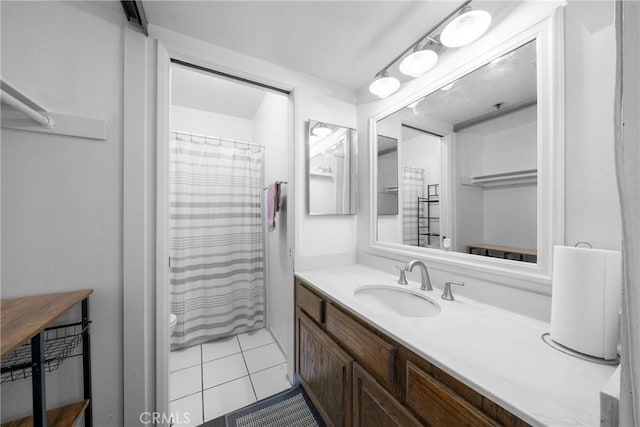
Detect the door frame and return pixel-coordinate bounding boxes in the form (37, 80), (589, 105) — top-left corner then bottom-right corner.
(154, 38), (297, 421)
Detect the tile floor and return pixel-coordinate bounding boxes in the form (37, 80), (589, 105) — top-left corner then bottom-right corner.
(169, 328), (290, 426)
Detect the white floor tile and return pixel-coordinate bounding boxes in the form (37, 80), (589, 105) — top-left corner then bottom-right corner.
(202, 336), (241, 362)
(243, 343), (286, 373)
(203, 376), (256, 422)
(170, 392), (203, 427)
(170, 364), (201, 401)
(170, 345), (201, 373)
(202, 353), (248, 389)
(237, 328), (275, 351)
(250, 363), (291, 400)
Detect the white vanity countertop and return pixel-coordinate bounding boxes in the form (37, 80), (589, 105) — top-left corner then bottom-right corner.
(295, 264), (616, 427)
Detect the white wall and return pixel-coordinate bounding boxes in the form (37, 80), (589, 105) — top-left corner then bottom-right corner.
(454, 130), (485, 251)
(171, 105), (253, 141)
(294, 86), (357, 267)
(377, 150), (401, 243)
(1, 2), (125, 424)
(478, 107), (537, 174)
(375, 116), (403, 243)
(402, 131), (442, 186)
(564, 0), (621, 250)
(455, 106), (537, 252)
(251, 92), (294, 379)
(309, 152), (338, 213)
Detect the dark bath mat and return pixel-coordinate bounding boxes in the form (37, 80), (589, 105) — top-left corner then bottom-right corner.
(224, 385), (325, 427)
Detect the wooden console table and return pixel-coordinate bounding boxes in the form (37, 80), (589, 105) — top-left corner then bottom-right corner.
(1, 290), (93, 427)
(467, 243), (537, 262)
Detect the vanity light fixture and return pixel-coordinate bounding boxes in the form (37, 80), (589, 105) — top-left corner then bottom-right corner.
(369, 71), (401, 99)
(399, 42), (440, 78)
(312, 122), (332, 138)
(368, 0), (491, 99)
(440, 7), (492, 48)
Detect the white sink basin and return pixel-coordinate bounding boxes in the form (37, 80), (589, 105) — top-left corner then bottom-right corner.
(354, 285), (441, 318)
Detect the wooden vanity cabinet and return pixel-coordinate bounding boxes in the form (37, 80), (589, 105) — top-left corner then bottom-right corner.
(294, 278), (531, 427)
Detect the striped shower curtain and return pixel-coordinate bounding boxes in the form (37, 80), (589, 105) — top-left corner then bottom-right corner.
(402, 165), (425, 246)
(170, 132), (265, 350)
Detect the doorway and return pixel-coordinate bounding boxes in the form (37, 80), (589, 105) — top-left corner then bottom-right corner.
(164, 60), (294, 425)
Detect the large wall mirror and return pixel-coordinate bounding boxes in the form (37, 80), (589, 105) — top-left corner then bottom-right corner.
(307, 120), (357, 215)
(370, 17), (563, 284)
(376, 40), (537, 261)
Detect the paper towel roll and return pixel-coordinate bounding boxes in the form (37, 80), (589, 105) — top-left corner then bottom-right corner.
(550, 245), (621, 360)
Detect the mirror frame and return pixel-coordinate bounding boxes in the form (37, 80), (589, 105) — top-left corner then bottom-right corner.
(368, 10), (564, 291)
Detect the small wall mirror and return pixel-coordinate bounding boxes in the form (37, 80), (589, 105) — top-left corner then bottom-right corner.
(307, 120), (357, 215)
(375, 39), (538, 263)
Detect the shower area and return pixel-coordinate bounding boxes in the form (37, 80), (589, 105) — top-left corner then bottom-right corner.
(167, 62), (293, 425)
(170, 129), (266, 348)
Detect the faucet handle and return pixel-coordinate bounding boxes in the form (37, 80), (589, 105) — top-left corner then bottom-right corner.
(395, 266), (408, 285)
(442, 281), (464, 301)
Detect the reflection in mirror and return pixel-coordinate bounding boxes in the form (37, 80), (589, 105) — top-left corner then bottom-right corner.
(375, 40), (538, 263)
(377, 135), (398, 216)
(307, 120), (357, 215)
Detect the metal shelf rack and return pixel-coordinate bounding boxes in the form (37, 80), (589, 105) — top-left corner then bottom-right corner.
(417, 184), (441, 248)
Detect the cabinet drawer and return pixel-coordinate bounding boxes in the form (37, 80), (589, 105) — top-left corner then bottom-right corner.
(296, 281), (324, 324)
(325, 303), (396, 385)
(405, 361), (497, 427)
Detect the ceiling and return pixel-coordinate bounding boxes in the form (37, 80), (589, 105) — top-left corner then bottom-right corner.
(171, 63), (267, 118)
(142, 1), (468, 90)
(394, 39), (537, 128)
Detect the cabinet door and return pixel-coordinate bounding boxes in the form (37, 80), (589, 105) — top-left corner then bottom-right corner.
(297, 310), (352, 427)
(405, 361), (497, 427)
(353, 363), (422, 427)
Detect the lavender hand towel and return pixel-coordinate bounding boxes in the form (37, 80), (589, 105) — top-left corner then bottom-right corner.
(267, 181), (281, 231)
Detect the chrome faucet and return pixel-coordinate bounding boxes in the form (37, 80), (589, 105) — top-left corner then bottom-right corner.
(405, 260), (433, 291)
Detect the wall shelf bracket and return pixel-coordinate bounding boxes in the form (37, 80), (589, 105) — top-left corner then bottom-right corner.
(1, 79), (106, 141)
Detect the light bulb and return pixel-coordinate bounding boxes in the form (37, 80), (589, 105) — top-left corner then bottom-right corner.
(440, 9), (492, 48)
(368, 72), (400, 99)
(440, 82), (455, 91)
(312, 123), (332, 138)
(399, 45), (439, 78)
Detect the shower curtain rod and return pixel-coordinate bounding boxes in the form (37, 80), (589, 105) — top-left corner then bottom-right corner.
(171, 129), (264, 149)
